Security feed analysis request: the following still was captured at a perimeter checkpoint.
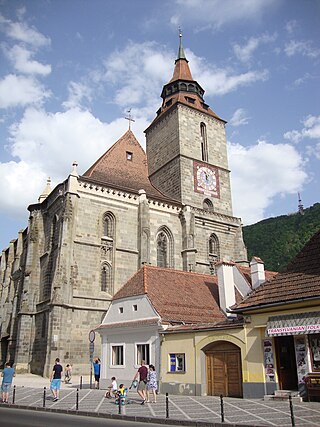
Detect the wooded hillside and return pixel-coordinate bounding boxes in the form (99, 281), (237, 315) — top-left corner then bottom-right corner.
(243, 203), (320, 272)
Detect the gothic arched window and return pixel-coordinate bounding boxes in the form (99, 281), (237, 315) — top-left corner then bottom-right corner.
(209, 233), (220, 275)
(209, 233), (220, 259)
(156, 226), (174, 268)
(103, 212), (115, 239)
(200, 122), (208, 162)
(203, 198), (213, 211)
(101, 263), (112, 293)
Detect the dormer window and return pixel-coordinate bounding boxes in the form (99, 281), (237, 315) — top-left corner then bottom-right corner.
(126, 151), (133, 161)
(185, 96), (195, 104)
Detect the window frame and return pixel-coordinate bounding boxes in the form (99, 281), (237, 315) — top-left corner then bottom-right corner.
(135, 343), (150, 366)
(169, 353), (186, 373)
(110, 343), (125, 367)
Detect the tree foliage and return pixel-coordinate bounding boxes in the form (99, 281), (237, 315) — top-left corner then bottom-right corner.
(243, 203), (320, 272)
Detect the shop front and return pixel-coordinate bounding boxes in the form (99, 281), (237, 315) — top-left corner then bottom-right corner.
(265, 311), (320, 397)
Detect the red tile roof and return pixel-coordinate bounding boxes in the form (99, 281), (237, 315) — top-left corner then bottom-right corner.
(113, 265), (226, 324)
(169, 57), (194, 83)
(82, 130), (177, 202)
(233, 230), (320, 311)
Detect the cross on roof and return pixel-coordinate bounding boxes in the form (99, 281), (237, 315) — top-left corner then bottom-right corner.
(125, 109), (135, 130)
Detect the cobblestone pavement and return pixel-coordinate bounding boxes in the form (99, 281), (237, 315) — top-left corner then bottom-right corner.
(2, 384), (320, 427)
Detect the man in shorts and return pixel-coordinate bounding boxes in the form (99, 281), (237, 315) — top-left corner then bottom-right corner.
(50, 358), (63, 401)
(1, 362), (15, 403)
(133, 360), (148, 405)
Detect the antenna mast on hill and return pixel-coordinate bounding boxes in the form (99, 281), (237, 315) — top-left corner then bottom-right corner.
(298, 192), (304, 215)
(125, 109), (135, 130)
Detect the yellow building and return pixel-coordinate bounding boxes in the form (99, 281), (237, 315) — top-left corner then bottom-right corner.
(232, 230), (320, 399)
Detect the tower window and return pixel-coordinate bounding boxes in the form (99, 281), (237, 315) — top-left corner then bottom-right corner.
(200, 122), (208, 162)
(126, 151), (133, 161)
(203, 198), (213, 211)
(209, 233), (220, 275)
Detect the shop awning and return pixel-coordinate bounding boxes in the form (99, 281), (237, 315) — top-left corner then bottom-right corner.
(266, 311), (320, 337)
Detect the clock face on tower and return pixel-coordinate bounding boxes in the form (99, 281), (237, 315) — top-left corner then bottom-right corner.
(194, 162), (220, 198)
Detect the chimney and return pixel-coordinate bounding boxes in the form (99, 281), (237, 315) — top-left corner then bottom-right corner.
(216, 261), (236, 317)
(250, 257), (265, 289)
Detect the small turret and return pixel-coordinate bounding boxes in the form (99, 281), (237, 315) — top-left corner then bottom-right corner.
(38, 177), (51, 203)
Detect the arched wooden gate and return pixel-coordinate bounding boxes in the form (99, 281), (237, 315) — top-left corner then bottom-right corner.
(205, 341), (243, 397)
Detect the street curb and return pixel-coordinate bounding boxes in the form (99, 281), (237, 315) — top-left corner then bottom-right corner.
(0, 403), (268, 427)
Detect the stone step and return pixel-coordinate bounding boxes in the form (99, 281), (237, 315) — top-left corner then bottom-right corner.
(264, 393), (302, 402)
(274, 389), (300, 397)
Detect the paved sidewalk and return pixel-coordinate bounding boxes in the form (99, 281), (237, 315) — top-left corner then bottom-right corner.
(2, 375), (320, 426)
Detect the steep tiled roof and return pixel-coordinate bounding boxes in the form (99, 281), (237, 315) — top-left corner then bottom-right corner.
(113, 265), (226, 324)
(82, 130), (177, 202)
(233, 230), (320, 311)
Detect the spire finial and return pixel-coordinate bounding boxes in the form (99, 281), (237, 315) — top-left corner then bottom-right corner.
(177, 27), (186, 61)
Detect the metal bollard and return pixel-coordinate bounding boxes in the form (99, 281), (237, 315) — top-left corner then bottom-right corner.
(80, 376), (83, 390)
(220, 394), (224, 423)
(43, 387), (46, 408)
(118, 399), (122, 414)
(166, 392), (169, 418)
(76, 388), (79, 411)
(289, 395), (295, 426)
(12, 385), (16, 404)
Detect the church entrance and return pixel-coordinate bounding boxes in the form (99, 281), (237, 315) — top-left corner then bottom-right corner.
(274, 335), (298, 390)
(205, 341), (243, 397)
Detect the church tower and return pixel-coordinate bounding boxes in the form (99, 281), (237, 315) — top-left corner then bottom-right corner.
(145, 33), (233, 216)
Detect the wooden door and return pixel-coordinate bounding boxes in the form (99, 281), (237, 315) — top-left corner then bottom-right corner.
(206, 342), (242, 397)
(275, 336), (298, 390)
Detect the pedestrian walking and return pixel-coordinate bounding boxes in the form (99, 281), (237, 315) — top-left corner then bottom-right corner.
(146, 364), (158, 403)
(93, 358), (101, 389)
(1, 362), (15, 403)
(50, 358), (63, 401)
(133, 360), (148, 405)
(64, 363), (72, 383)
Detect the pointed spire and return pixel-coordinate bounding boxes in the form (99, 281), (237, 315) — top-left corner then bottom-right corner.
(169, 30), (193, 83)
(177, 28), (187, 61)
(38, 177), (51, 203)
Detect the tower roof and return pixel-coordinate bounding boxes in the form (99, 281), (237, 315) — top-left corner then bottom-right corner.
(146, 34), (224, 131)
(169, 32), (193, 83)
(82, 130), (176, 201)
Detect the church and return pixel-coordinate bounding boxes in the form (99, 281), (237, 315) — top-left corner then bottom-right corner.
(0, 35), (247, 376)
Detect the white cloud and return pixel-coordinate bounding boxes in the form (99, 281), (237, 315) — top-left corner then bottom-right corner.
(233, 33), (277, 62)
(63, 81), (93, 110)
(102, 41), (173, 109)
(0, 15), (51, 47)
(285, 20), (298, 34)
(284, 115), (320, 144)
(307, 142), (320, 160)
(228, 140), (308, 224)
(171, 0), (277, 30)
(0, 74), (51, 108)
(0, 106), (149, 217)
(229, 108), (250, 126)
(0, 160), (47, 215)
(4, 44), (51, 75)
(284, 40), (320, 59)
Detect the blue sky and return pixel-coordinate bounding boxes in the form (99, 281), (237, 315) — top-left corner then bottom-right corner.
(0, 0), (319, 251)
